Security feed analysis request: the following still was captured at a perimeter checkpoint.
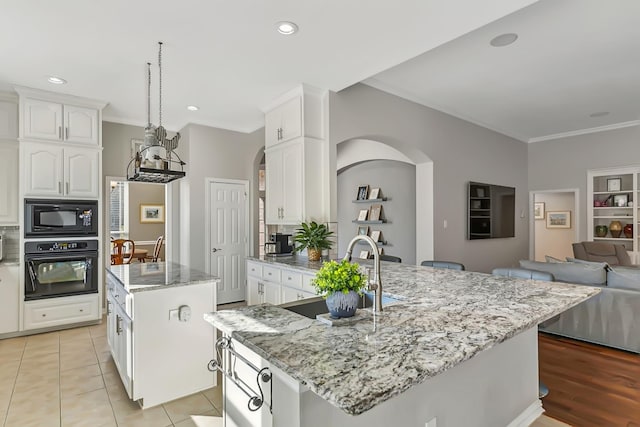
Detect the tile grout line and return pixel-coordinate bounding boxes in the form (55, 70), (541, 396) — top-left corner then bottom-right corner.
(2, 339), (26, 427)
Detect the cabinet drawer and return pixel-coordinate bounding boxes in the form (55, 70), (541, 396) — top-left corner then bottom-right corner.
(247, 261), (263, 278)
(302, 274), (318, 295)
(24, 294), (99, 330)
(281, 270), (302, 288)
(262, 266), (281, 282)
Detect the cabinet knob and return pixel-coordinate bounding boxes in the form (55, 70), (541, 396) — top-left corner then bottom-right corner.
(42, 314), (46, 317)
(79, 309), (84, 312)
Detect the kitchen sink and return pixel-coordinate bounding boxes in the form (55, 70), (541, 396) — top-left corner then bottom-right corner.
(280, 292), (400, 319)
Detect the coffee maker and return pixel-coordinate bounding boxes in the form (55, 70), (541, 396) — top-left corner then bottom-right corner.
(264, 233), (293, 256)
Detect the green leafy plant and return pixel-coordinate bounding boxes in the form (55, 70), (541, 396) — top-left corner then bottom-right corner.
(293, 221), (333, 253)
(312, 260), (368, 296)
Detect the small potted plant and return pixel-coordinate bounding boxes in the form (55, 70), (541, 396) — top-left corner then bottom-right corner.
(313, 260), (368, 318)
(293, 221), (333, 261)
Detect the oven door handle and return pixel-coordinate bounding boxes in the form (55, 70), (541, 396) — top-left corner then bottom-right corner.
(27, 261), (39, 293)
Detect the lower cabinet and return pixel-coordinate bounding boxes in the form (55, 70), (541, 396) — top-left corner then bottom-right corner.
(106, 273), (216, 408)
(0, 265), (19, 334)
(246, 260), (318, 306)
(23, 294), (99, 330)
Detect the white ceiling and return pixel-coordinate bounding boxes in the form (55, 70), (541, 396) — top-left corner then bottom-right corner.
(5, 1), (634, 142)
(0, 0), (536, 133)
(366, 0), (640, 142)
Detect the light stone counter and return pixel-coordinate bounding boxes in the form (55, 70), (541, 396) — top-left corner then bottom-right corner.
(206, 258), (599, 416)
(107, 262), (219, 293)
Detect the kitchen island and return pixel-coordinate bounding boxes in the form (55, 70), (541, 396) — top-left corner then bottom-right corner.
(106, 262), (218, 408)
(205, 258), (599, 427)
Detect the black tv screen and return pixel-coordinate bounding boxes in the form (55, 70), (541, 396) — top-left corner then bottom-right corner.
(468, 182), (515, 239)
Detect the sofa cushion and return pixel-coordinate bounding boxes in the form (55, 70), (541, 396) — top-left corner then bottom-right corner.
(545, 255), (563, 263)
(607, 267), (640, 291)
(566, 257), (612, 271)
(519, 260), (607, 286)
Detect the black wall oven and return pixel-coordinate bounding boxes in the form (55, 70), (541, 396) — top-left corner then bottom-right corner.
(25, 240), (99, 301)
(25, 199), (98, 238)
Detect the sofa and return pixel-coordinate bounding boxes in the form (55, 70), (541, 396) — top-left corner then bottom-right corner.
(520, 259), (640, 354)
(572, 241), (633, 266)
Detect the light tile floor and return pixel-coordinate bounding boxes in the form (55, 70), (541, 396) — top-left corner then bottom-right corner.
(0, 320), (222, 427)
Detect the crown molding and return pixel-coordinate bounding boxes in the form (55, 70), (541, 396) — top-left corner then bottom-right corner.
(528, 120), (640, 143)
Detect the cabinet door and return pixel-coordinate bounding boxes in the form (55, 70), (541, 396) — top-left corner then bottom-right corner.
(23, 142), (64, 196)
(64, 105), (99, 145)
(281, 142), (303, 223)
(262, 281), (281, 305)
(64, 147), (99, 197)
(265, 149), (284, 224)
(0, 100), (18, 139)
(280, 96), (302, 143)
(0, 266), (19, 334)
(0, 143), (18, 224)
(247, 277), (263, 306)
(281, 285), (304, 304)
(114, 307), (133, 398)
(23, 98), (63, 141)
(264, 108), (280, 149)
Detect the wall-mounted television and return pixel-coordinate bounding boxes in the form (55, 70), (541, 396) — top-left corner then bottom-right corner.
(468, 181), (515, 240)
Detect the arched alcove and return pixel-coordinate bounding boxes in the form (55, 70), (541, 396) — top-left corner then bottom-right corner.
(336, 138), (434, 263)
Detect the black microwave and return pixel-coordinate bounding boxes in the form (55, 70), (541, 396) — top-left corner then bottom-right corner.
(25, 199), (98, 238)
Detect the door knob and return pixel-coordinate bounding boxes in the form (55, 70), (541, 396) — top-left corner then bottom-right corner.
(211, 248), (222, 253)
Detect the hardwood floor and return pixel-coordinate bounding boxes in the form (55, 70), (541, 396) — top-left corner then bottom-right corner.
(538, 332), (640, 426)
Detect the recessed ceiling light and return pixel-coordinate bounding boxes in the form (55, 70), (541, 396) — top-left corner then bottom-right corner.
(589, 111), (609, 118)
(47, 76), (67, 84)
(276, 21), (298, 35)
(187, 105), (199, 111)
(489, 33), (518, 47)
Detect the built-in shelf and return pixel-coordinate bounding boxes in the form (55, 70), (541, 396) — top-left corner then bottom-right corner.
(594, 237), (633, 241)
(352, 198), (387, 203)
(594, 216), (634, 219)
(593, 207), (632, 210)
(593, 191), (634, 195)
(355, 240), (388, 246)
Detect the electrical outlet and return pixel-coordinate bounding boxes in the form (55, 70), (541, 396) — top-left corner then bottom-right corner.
(443, 220), (448, 229)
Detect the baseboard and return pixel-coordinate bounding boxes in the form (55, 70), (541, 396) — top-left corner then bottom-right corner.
(507, 400), (544, 427)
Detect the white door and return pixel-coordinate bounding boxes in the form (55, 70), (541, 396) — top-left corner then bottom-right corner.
(64, 105), (99, 145)
(65, 147), (99, 197)
(23, 142), (64, 196)
(208, 180), (248, 304)
(23, 98), (63, 141)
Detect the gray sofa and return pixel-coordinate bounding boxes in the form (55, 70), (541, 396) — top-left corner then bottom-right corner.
(520, 259), (640, 353)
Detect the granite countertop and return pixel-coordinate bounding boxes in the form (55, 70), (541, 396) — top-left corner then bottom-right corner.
(247, 255), (326, 274)
(107, 262), (219, 293)
(205, 259), (600, 416)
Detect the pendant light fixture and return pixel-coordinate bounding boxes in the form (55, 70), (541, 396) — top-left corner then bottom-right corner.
(128, 41), (186, 184)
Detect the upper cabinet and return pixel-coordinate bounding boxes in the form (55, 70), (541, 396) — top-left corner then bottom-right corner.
(263, 85), (325, 149)
(22, 98), (99, 145)
(0, 142), (19, 224)
(0, 98), (18, 139)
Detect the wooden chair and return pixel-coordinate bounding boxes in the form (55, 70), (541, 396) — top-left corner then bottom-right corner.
(111, 239), (135, 265)
(144, 235), (164, 263)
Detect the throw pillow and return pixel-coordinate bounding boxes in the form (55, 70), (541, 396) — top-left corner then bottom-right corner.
(519, 259), (607, 287)
(566, 257), (612, 271)
(545, 255), (564, 263)
(607, 267), (640, 291)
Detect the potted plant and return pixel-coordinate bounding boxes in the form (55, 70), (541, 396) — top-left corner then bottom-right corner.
(312, 259), (368, 318)
(293, 221), (333, 261)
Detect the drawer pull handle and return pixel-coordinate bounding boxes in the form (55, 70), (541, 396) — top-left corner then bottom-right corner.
(79, 309), (84, 312)
(116, 315), (122, 335)
(42, 314), (46, 317)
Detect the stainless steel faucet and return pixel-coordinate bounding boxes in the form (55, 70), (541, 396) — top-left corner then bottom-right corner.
(343, 235), (383, 313)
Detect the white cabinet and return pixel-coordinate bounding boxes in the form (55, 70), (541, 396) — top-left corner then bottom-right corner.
(0, 100), (18, 139)
(265, 139), (325, 225)
(246, 260), (318, 306)
(0, 142), (19, 224)
(0, 265), (19, 334)
(23, 142), (99, 198)
(23, 294), (100, 330)
(22, 98), (99, 145)
(106, 272), (217, 408)
(265, 96), (302, 148)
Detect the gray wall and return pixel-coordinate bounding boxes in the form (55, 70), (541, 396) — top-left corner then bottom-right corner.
(528, 126), (640, 243)
(330, 84), (529, 272)
(337, 160), (416, 264)
(178, 123), (264, 272)
(103, 121), (144, 178)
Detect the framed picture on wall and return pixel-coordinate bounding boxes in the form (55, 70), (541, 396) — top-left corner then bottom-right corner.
(140, 204), (165, 223)
(534, 202), (545, 220)
(370, 230), (381, 242)
(607, 178), (622, 192)
(369, 205), (382, 221)
(357, 209), (369, 221)
(357, 225), (369, 236)
(368, 188), (380, 200)
(614, 194), (628, 207)
(358, 250), (370, 259)
(546, 211), (571, 229)
(356, 185), (369, 201)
